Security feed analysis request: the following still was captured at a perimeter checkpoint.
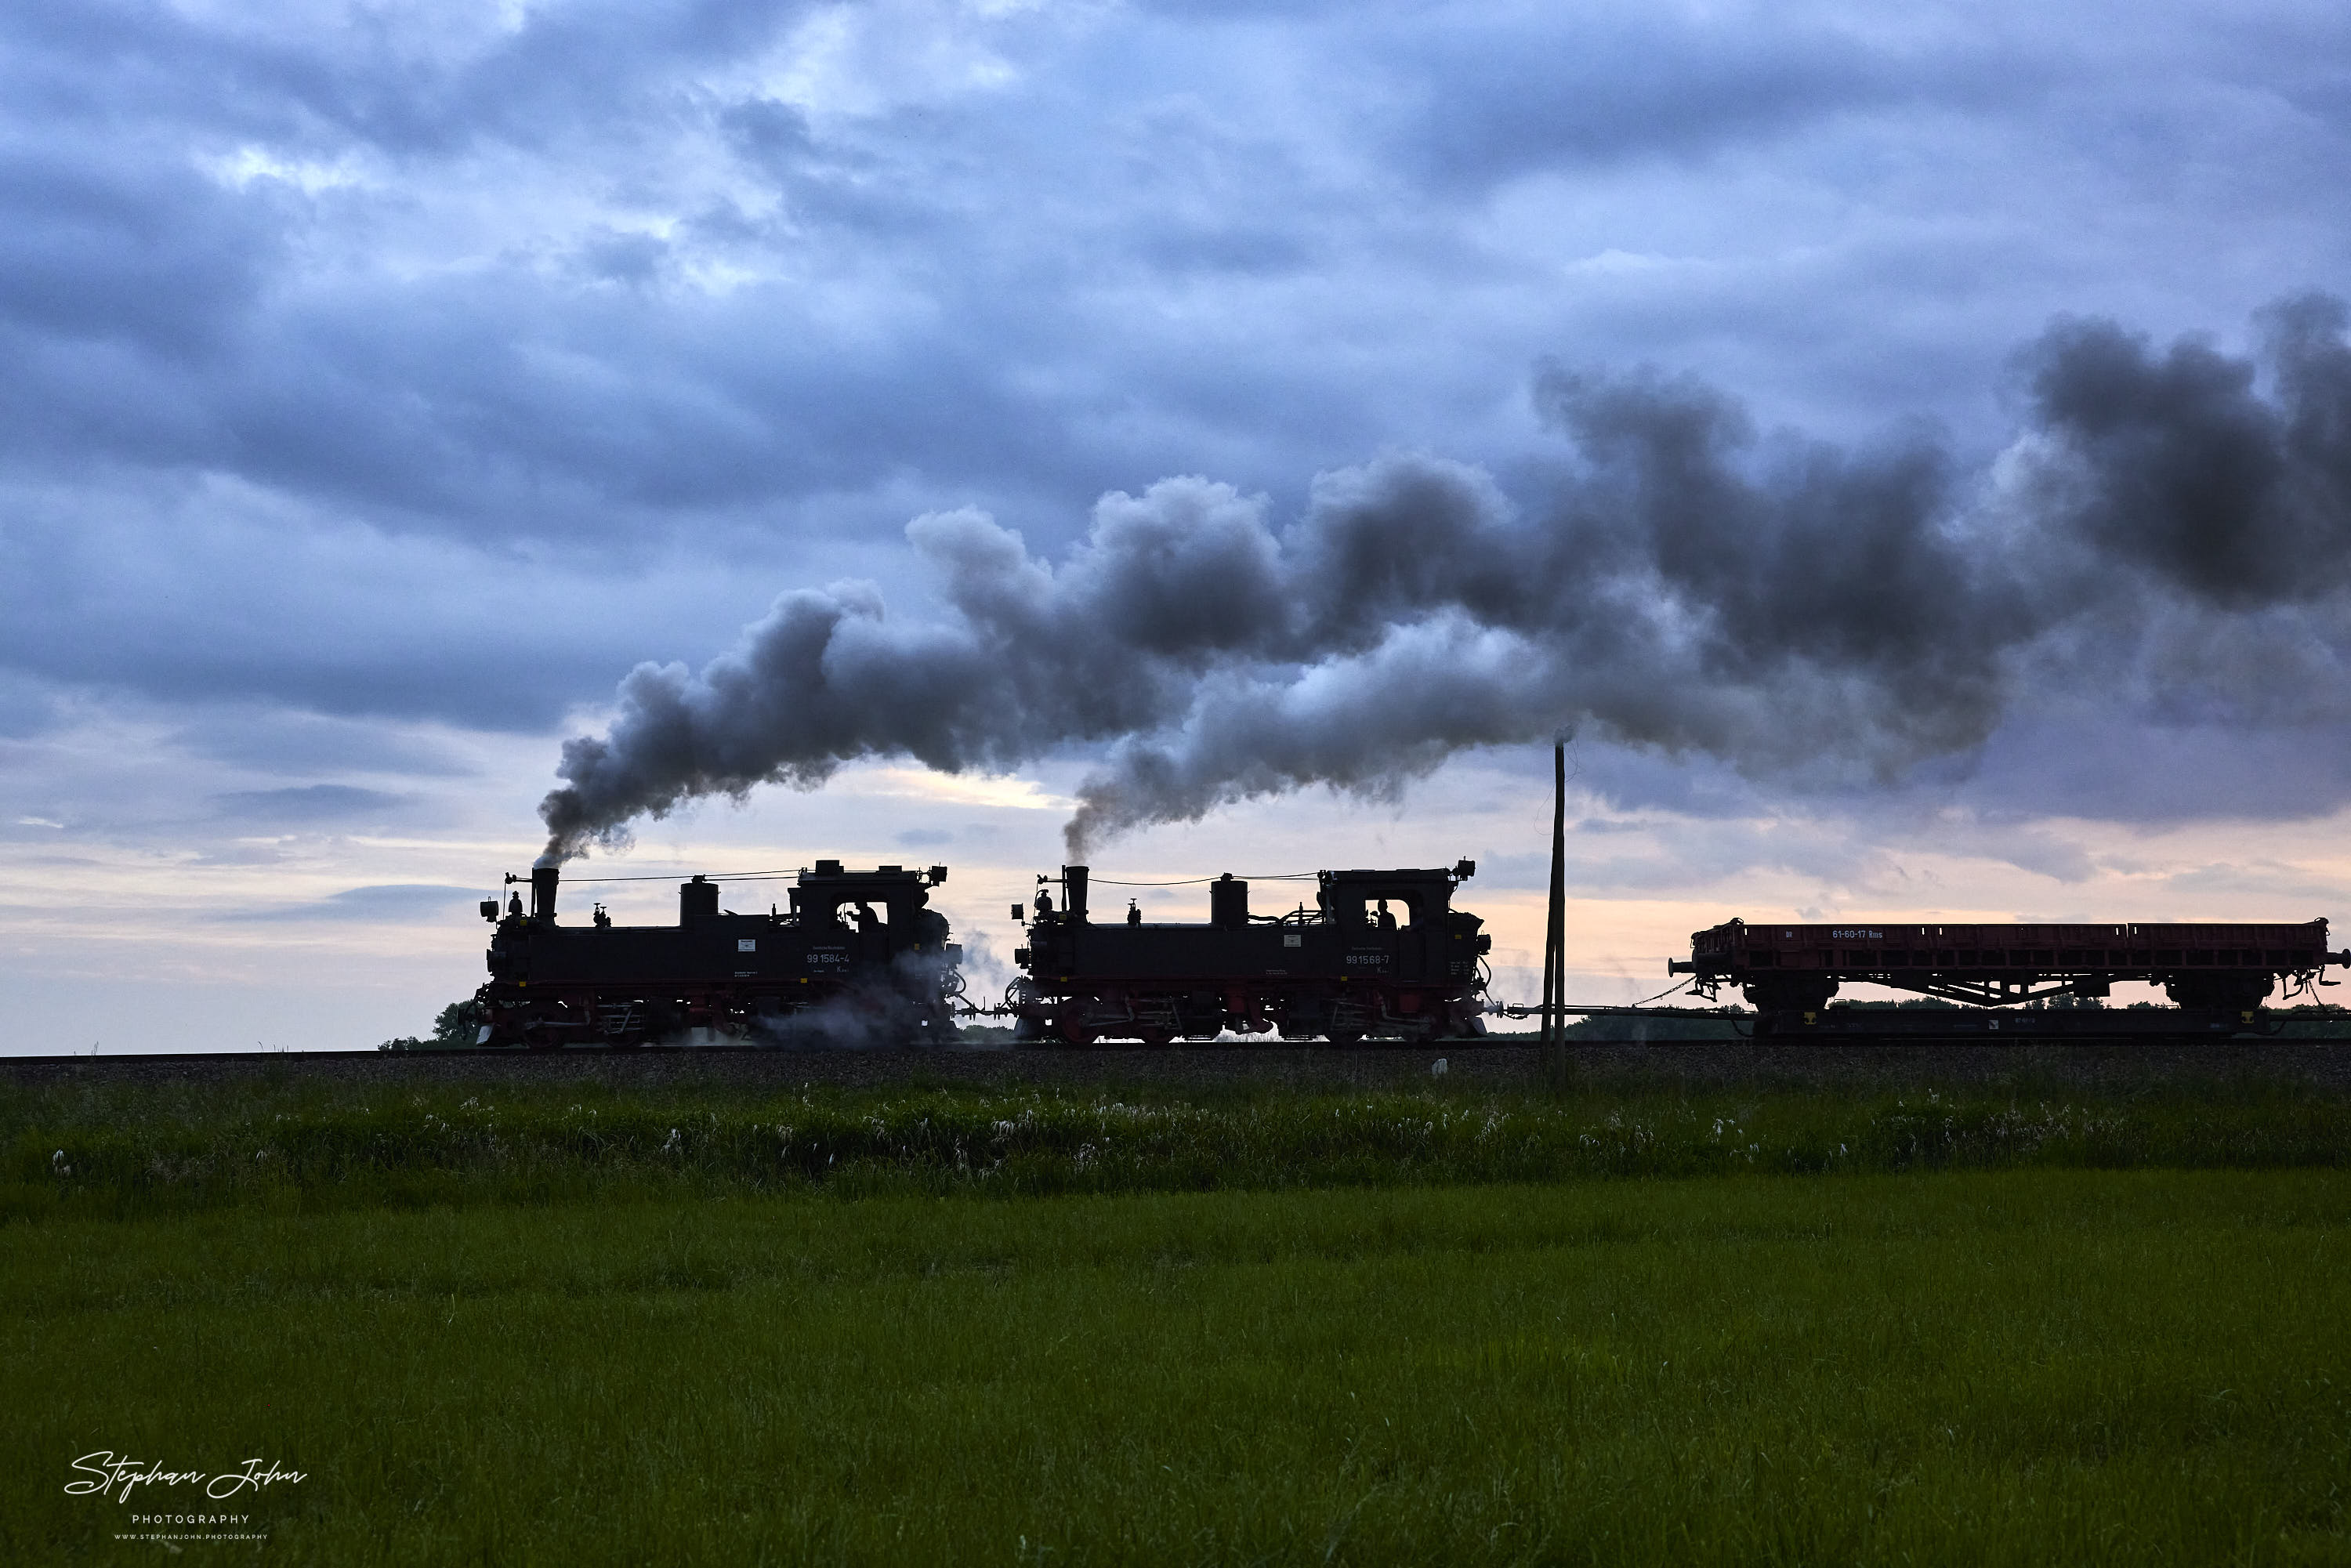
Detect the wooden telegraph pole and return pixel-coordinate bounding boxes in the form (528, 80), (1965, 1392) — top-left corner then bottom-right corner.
(1542, 737), (1570, 1089)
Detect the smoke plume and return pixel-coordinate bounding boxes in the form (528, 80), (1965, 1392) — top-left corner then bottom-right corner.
(539, 295), (2351, 861)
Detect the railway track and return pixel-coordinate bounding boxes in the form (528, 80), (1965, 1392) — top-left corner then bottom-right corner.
(7, 1034), (2351, 1092)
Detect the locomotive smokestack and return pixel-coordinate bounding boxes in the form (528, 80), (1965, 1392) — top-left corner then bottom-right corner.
(1063, 865), (1089, 923)
(531, 863), (560, 922)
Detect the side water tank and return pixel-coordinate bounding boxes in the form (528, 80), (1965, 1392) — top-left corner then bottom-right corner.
(1210, 874), (1249, 928)
(680, 875), (720, 922)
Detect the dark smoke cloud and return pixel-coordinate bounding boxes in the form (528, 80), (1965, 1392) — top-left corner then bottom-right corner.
(540, 295), (2351, 864)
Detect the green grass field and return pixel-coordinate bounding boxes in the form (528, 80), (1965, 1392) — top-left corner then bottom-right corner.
(5, 1074), (2350, 1564)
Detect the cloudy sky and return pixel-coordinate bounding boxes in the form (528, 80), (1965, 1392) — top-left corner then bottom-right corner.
(4, 0), (2349, 1052)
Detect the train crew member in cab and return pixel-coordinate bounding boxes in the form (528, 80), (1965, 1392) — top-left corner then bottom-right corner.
(1376, 898), (1397, 931)
(854, 901), (881, 938)
(1128, 900), (1141, 925)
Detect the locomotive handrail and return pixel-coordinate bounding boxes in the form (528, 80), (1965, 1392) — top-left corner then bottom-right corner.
(1490, 1003), (1753, 1019)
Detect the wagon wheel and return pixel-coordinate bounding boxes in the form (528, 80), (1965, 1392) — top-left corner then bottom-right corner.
(1057, 1014), (1098, 1048)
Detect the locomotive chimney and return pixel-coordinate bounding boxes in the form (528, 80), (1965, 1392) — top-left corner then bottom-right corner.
(531, 863), (560, 922)
(1210, 873), (1249, 928)
(1063, 864), (1089, 923)
(680, 875), (719, 923)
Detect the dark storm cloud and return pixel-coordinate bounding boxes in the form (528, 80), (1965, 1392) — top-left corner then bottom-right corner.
(0, 0), (2347, 809)
(209, 784), (413, 824)
(537, 297), (2351, 862)
(0, 483), (824, 732)
(0, 150), (276, 357)
(2, 0), (820, 157)
(220, 883), (479, 922)
(172, 709), (476, 779)
(1379, 12), (2007, 189)
(0, 0), (2074, 553)
(0, 670), (66, 741)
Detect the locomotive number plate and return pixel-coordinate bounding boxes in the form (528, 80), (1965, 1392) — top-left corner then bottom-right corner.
(809, 949), (848, 966)
(1346, 951), (1389, 968)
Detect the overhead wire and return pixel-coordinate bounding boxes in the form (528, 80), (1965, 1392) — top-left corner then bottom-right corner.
(547, 867), (1324, 887)
(1083, 871), (1321, 886)
(541, 867), (813, 884)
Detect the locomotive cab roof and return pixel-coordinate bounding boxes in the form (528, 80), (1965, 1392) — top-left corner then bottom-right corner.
(1315, 866), (1475, 923)
(786, 862), (947, 925)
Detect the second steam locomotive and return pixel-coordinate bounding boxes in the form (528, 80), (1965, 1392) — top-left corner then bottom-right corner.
(1005, 862), (1492, 1045)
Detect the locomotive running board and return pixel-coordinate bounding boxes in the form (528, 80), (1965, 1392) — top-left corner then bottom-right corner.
(1493, 1001), (2317, 1041)
(1751, 1006), (2277, 1040)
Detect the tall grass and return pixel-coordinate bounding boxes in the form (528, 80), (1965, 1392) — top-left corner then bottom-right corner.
(6, 1072), (2350, 1221)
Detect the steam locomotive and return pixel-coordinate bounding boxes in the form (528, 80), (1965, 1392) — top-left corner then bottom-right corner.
(473, 860), (964, 1047)
(1005, 862), (1492, 1045)
(465, 850), (2346, 1050)
(1672, 916), (2351, 1036)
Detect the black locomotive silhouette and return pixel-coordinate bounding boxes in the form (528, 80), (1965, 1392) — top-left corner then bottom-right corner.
(474, 860), (962, 1047)
(1006, 862), (1491, 1045)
